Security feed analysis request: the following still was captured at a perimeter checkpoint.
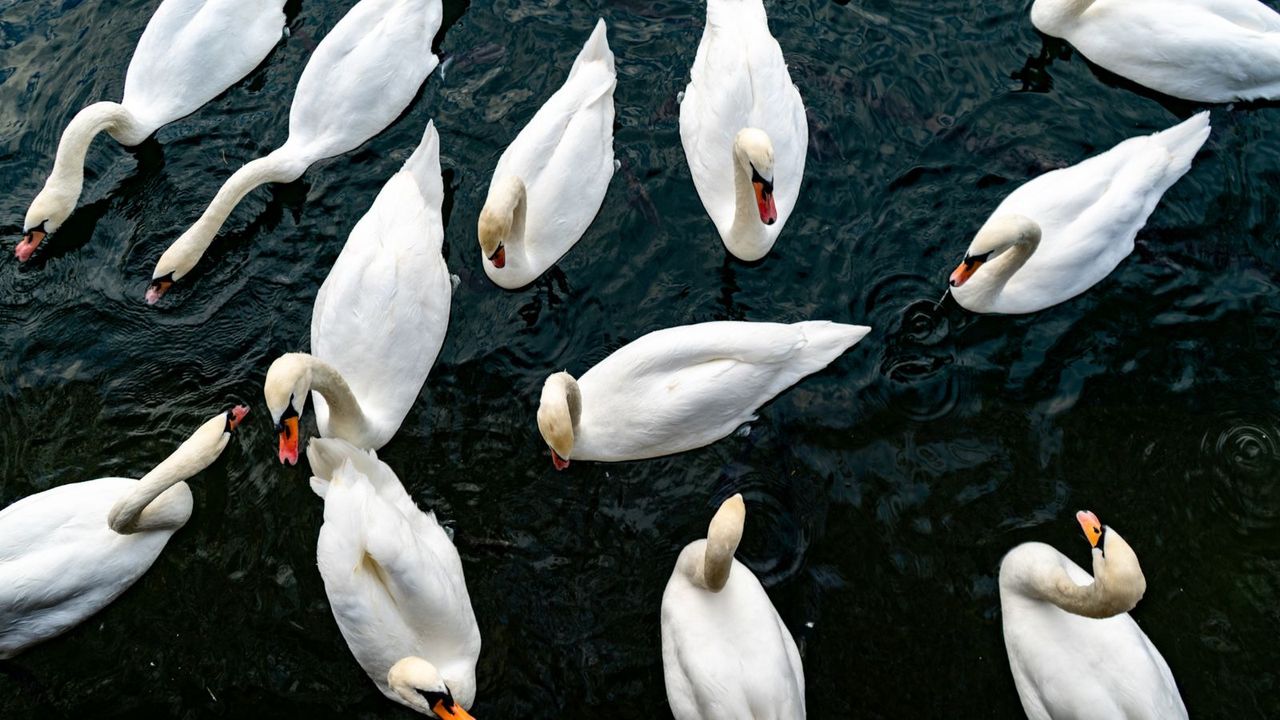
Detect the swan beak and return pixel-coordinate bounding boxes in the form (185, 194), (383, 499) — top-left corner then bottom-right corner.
(488, 244), (506, 269)
(145, 276), (174, 305)
(1076, 510), (1103, 548)
(227, 405), (250, 431)
(949, 257), (983, 287)
(277, 416), (299, 465)
(551, 449), (570, 471)
(432, 699), (475, 720)
(753, 178), (777, 226)
(16, 228), (45, 262)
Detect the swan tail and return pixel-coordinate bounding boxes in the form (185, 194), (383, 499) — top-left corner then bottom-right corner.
(306, 437), (382, 500)
(571, 19), (615, 79)
(1149, 111), (1211, 176)
(401, 120), (444, 204)
(796, 321), (872, 367)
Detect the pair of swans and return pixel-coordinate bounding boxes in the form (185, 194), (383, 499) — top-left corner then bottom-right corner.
(1001, 512), (1187, 718)
(146, 0), (443, 303)
(19, 0), (287, 262)
(536, 320), (870, 469)
(0, 406), (247, 658)
(949, 112), (1211, 314)
(265, 121), (451, 464)
(1031, 0), (1280, 103)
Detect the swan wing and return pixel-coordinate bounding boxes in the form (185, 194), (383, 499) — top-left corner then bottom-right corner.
(283, 0), (442, 163)
(311, 122), (450, 442)
(121, 0), (286, 132)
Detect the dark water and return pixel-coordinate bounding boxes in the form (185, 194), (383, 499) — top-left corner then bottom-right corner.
(1, 0), (1278, 717)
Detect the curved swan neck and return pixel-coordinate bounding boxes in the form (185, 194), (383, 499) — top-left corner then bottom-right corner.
(1007, 534), (1146, 619)
(961, 228), (1039, 310)
(482, 175), (528, 258)
(36, 103), (145, 218)
(728, 140), (769, 258)
(107, 416), (229, 534)
(697, 494), (745, 592)
(304, 355), (380, 446)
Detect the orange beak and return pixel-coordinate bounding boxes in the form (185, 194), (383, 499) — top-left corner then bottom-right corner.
(551, 449), (569, 471)
(228, 405), (250, 431)
(1076, 510), (1103, 548)
(488, 244), (506, 269)
(146, 276), (174, 305)
(16, 228), (46, 262)
(949, 257), (984, 287)
(753, 180), (777, 225)
(432, 699), (476, 720)
(277, 415), (300, 465)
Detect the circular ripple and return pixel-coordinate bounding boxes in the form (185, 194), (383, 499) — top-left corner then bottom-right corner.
(1200, 414), (1280, 534)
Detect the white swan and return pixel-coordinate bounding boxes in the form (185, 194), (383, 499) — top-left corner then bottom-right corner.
(477, 19), (615, 289)
(264, 121), (450, 464)
(18, 0), (286, 262)
(536, 320), (869, 469)
(680, 0), (807, 262)
(147, 0), (443, 303)
(0, 406), (248, 658)
(1031, 0), (1280, 103)
(661, 494), (805, 719)
(1000, 511), (1187, 719)
(308, 438), (480, 719)
(948, 112), (1210, 314)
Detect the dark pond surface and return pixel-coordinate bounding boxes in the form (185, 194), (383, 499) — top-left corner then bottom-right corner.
(1, 0), (1278, 717)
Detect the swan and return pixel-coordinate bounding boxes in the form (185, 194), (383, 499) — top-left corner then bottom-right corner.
(948, 112), (1210, 314)
(264, 121), (450, 465)
(17, 0), (286, 262)
(1000, 511), (1187, 719)
(477, 19), (615, 289)
(307, 438), (480, 719)
(0, 406), (248, 658)
(147, 0), (444, 303)
(1031, 0), (1280, 103)
(661, 494), (805, 719)
(679, 0), (807, 262)
(536, 320), (869, 469)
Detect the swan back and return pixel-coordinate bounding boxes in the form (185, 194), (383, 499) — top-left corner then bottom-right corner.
(282, 0), (442, 164)
(310, 121), (451, 444)
(122, 0), (286, 134)
(310, 439), (480, 708)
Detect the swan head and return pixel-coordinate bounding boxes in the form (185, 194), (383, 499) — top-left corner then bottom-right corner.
(146, 231), (207, 304)
(950, 214), (1041, 288)
(264, 354), (312, 466)
(536, 371), (581, 470)
(478, 176), (526, 270)
(17, 186), (76, 262)
(1076, 510), (1147, 616)
(733, 128), (777, 225)
(388, 657), (475, 719)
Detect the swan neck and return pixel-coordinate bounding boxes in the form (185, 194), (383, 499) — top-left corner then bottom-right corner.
(1017, 545), (1145, 619)
(494, 176), (528, 256)
(44, 102), (143, 203)
(727, 148), (767, 257)
(108, 426), (226, 534)
(307, 356), (378, 445)
(964, 238), (1037, 309)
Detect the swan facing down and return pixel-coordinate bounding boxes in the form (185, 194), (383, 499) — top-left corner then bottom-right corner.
(308, 439), (480, 719)
(661, 494), (805, 719)
(536, 320), (870, 468)
(0, 406), (248, 658)
(1031, 0), (1280, 103)
(264, 121), (450, 464)
(147, 0), (443, 303)
(477, 19), (616, 289)
(1000, 511), (1187, 719)
(680, 0), (807, 261)
(948, 112), (1210, 314)
(18, 0), (286, 261)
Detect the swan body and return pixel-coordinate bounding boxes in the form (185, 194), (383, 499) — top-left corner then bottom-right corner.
(1000, 511), (1187, 719)
(948, 112), (1210, 314)
(680, 0), (807, 261)
(264, 122), (450, 464)
(536, 320), (870, 467)
(661, 494), (805, 719)
(308, 439), (480, 718)
(149, 0), (443, 302)
(0, 407), (247, 658)
(477, 19), (615, 289)
(1032, 0), (1280, 103)
(18, 0), (286, 261)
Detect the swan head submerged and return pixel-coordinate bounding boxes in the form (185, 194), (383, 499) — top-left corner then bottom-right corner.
(536, 371), (581, 470)
(1075, 510), (1147, 617)
(733, 128), (777, 225)
(388, 657), (476, 719)
(477, 175), (527, 270)
(949, 213), (1041, 288)
(264, 354), (312, 466)
(16, 187), (76, 262)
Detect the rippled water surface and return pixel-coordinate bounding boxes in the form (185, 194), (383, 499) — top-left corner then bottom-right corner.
(2, 0), (1279, 717)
